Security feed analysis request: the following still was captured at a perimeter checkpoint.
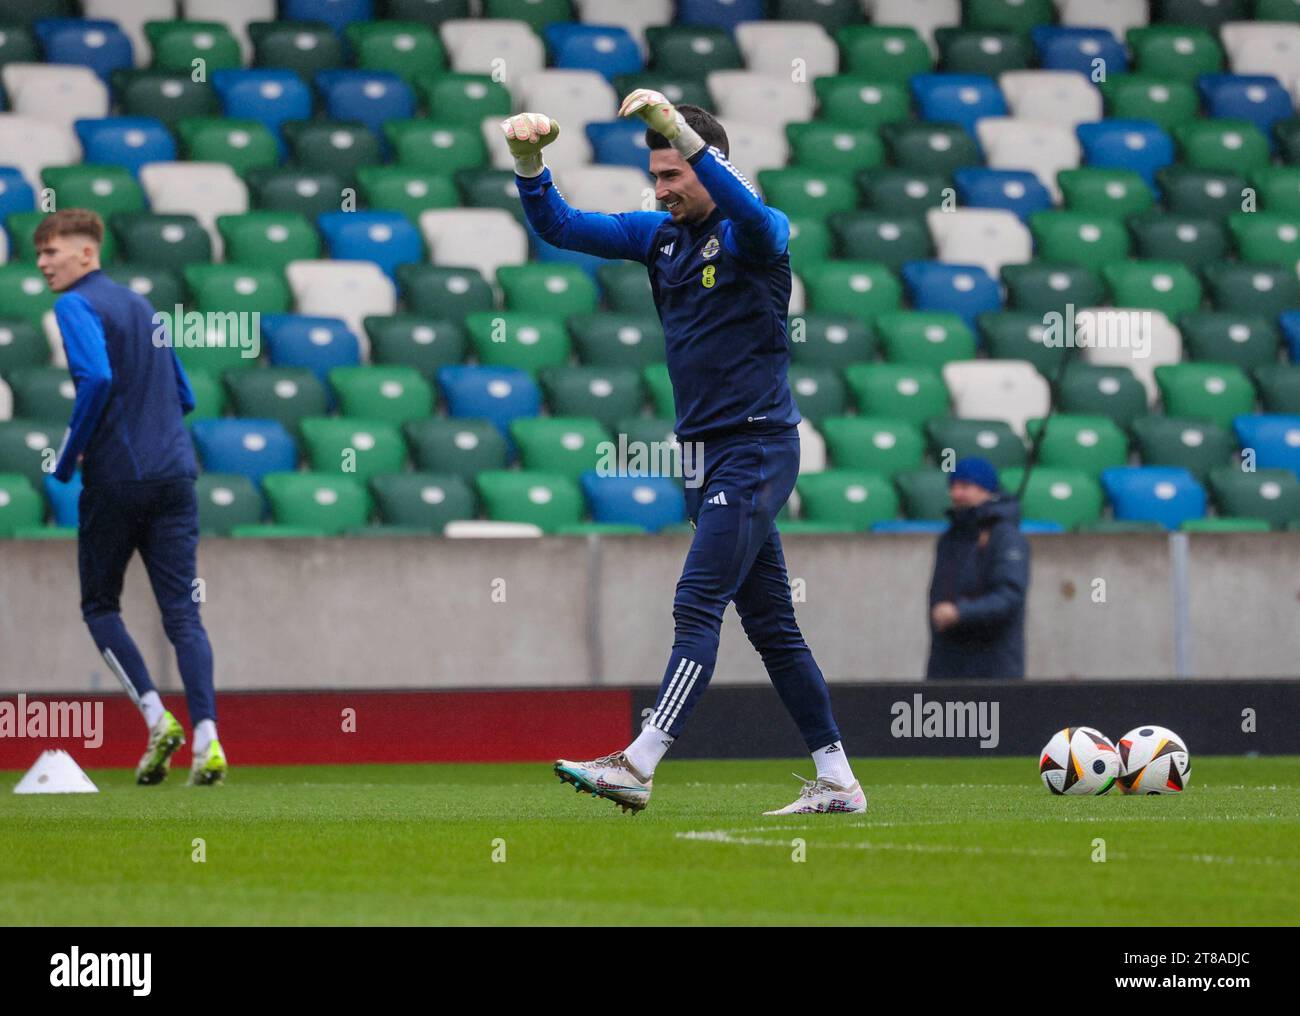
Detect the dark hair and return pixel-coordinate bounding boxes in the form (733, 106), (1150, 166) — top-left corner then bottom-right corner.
(645, 104), (729, 158)
(34, 208), (104, 247)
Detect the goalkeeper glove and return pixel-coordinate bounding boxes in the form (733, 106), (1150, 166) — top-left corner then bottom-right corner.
(501, 112), (560, 178)
(618, 88), (705, 160)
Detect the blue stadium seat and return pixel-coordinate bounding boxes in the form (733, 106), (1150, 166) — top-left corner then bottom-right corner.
(1197, 75), (1294, 152)
(33, 19), (133, 80)
(283, 0), (373, 34)
(314, 70), (414, 150)
(1031, 26), (1128, 76)
(1020, 520), (1065, 533)
(586, 120), (650, 169)
(952, 168), (1053, 222)
(0, 167), (36, 221)
(1233, 414), (1300, 477)
(1100, 466), (1206, 530)
(73, 118), (176, 178)
(1280, 311), (1300, 362)
(211, 70), (313, 151)
(579, 473), (686, 532)
(910, 74), (1007, 136)
(190, 419), (298, 488)
(1076, 119), (1174, 189)
(676, 0), (766, 31)
(44, 471), (81, 528)
(545, 24), (643, 80)
(900, 261), (1002, 330)
(262, 315), (362, 401)
(437, 366), (541, 449)
(871, 520), (947, 533)
(316, 212), (424, 280)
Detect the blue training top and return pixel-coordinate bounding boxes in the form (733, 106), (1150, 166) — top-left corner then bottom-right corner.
(516, 145), (801, 442)
(53, 269), (197, 486)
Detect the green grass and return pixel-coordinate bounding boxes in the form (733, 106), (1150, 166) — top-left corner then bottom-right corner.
(2, 757), (1298, 925)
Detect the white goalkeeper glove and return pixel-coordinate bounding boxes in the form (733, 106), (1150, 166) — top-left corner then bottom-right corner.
(618, 88), (705, 160)
(501, 112), (560, 178)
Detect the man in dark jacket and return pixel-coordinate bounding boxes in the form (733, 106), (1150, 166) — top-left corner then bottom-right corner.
(926, 457), (1030, 679)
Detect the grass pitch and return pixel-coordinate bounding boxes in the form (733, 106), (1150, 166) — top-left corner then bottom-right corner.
(2, 757), (1297, 925)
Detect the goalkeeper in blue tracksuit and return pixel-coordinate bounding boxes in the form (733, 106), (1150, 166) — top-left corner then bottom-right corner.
(505, 91), (865, 815)
(35, 208), (226, 786)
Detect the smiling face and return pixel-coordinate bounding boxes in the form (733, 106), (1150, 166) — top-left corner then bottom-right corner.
(650, 148), (716, 225)
(36, 232), (100, 293)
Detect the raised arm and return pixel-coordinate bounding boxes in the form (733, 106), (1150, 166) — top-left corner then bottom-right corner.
(53, 292), (113, 482)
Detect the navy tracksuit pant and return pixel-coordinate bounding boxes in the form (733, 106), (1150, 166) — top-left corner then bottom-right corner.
(78, 477), (216, 725)
(645, 429), (839, 751)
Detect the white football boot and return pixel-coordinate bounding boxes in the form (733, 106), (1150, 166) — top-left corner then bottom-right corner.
(763, 774), (867, 815)
(553, 752), (652, 813)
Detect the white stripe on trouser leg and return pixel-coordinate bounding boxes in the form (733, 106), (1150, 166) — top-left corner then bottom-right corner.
(664, 661), (703, 731)
(652, 657), (692, 731)
(102, 648), (142, 708)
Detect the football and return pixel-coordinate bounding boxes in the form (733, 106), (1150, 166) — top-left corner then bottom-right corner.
(1117, 726), (1192, 795)
(1039, 726), (1120, 795)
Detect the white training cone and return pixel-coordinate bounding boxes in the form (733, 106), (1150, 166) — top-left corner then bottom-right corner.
(13, 750), (98, 794)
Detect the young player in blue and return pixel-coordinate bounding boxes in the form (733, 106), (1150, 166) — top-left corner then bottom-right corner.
(504, 93), (866, 815)
(35, 209), (227, 786)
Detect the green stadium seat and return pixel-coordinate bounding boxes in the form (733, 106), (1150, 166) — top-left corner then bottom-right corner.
(510, 416), (611, 480)
(1028, 212), (1129, 271)
(542, 366), (645, 429)
(1256, 0), (1300, 18)
(829, 212), (930, 268)
(329, 366), (435, 425)
(843, 363), (948, 426)
(1154, 363), (1256, 428)
(113, 70), (218, 126)
(857, 169), (949, 215)
(0, 419), (57, 486)
(787, 314), (876, 368)
(1156, 166), (1248, 221)
(1228, 213), (1300, 267)
(1025, 415), (1129, 478)
(927, 417), (1026, 470)
(229, 524), (329, 538)
(356, 166), (458, 222)
(0, 266), (54, 326)
(184, 368), (225, 419)
(1078, 519), (1166, 533)
(1098, 75), (1200, 131)
(0, 319), (48, 374)
(881, 122), (981, 174)
(182, 264), (290, 316)
(614, 416), (677, 456)
(788, 366), (848, 422)
(195, 473), (264, 535)
(404, 417), (508, 479)
(299, 417), (408, 480)
(978, 311), (1071, 376)
(146, 21), (242, 73)
(0, 23), (39, 66)
(1252, 365), (1300, 414)
(1175, 120), (1270, 174)
(1127, 25), (1223, 81)
(934, 28), (1033, 76)
(894, 467), (952, 520)
(796, 470), (898, 529)
(801, 261), (902, 318)
(40, 165), (144, 219)
(1127, 212), (1228, 269)
(875, 311), (976, 369)
(1101, 260), (1203, 319)
(611, 72), (713, 112)
(818, 416), (925, 475)
(775, 0), (861, 29)
(175, 117), (279, 176)
(364, 315), (467, 380)
(1130, 415), (1236, 480)
(641, 363), (674, 419)
(1056, 364), (1149, 431)
(1181, 517), (1271, 532)
(0, 473), (43, 535)
(1251, 166), (1300, 215)
(1056, 167), (1155, 218)
(962, 0), (1054, 31)
(1179, 312), (1280, 369)
(496, 264), (598, 318)
(414, 73), (513, 127)
(1201, 261), (1300, 316)
(1208, 467), (1300, 529)
(224, 368), (329, 438)
(487, 0), (574, 31)
(813, 77), (911, 130)
(475, 469), (583, 533)
(998, 467), (1103, 530)
(645, 25), (742, 74)
(346, 20), (445, 80)
(396, 264), (494, 321)
(757, 168), (858, 219)
(246, 168), (347, 221)
(786, 122), (884, 173)
(370, 472), (476, 531)
(216, 212), (320, 271)
(786, 217), (833, 271)
(385, 120), (486, 174)
(568, 313), (665, 368)
(7, 367), (74, 424)
(282, 123), (382, 187)
(111, 213), (212, 269)
(597, 262), (655, 314)
(836, 25), (931, 80)
(465, 312), (570, 376)
(262, 472), (371, 535)
(250, 21), (345, 78)
(103, 265), (185, 312)
(1000, 263), (1105, 316)
(1150, 0), (1248, 28)
(456, 168), (524, 223)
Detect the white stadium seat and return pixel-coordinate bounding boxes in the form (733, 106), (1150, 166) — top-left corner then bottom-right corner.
(573, 0), (673, 53)
(976, 118), (1081, 202)
(788, 272), (806, 315)
(716, 121), (789, 182)
(441, 19), (545, 77)
(0, 227), (7, 264)
(942, 361), (1051, 439)
(0, 115), (81, 191)
(1, 65), (109, 127)
(418, 209), (529, 284)
(1057, 0), (1149, 40)
(707, 72), (816, 130)
(554, 166), (652, 214)
(138, 162), (248, 260)
(444, 520), (543, 538)
(1076, 307), (1182, 406)
(285, 261), (395, 352)
(512, 68), (616, 153)
(925, 208), (1033, 279)
(182, 0), (272, 64)
(83, 0), (174, 67)
(734, 22), (839, 79)
(870, 0), (960, 55)
(0, 377), (11, 422)
(1223, 28), (1300, 78)
(797, 418), (826, 474)
(999, 70), (1103, 126)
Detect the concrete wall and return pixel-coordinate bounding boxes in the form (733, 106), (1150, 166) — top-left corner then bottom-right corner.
(2, 532), (1297, 693)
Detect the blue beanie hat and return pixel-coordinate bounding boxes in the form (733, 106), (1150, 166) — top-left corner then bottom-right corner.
(950, 456), (1000, 493)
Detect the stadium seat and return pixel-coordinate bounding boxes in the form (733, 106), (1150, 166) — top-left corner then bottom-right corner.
(1076, 119), (1175, 189)
(249, 20), (343, 79)
(843, 364), (949, 427)
(1000, 69), (1103, 125)
(1100, 74), (1200, 131)
(364, 314), (466, 380)
(404, 417), (507, 480)
(1002, 466), (1104, 529)
(1198, 73), (1295, 147)
(1027, 414), (1129, 478)
(193, 473), (264, 535)
(215, 212), (318, 272)
(316, 70), (415, 150)
(1175, 119), (1270, 173)
(281, 122), (383, 187)
(1154, 363), (1255, 429)
(925, 208), (1032, 280)
(943, 360), (1049, 438)
(1156, 165), (1245, 221)
(6, 367), (75, 424)
(787, 366), (848, 422)
(33, 18), (133, 80)
(223, 368), (328, 439)
(1074, 307), (1182, 406)
(813, 76), (911, 130)
(418, 209), (528, 283)
(0, 167), (36, 226)
(927, 417), (1026, 469)
(2, 63), (108, 126)
(369, 471), (475, 532)
(1201, 261), (1300, 317)
(441, 18), (546, 77)
(952, 168), (1053, 223)
(786, 314), (874, 368)
(316, 212), (424, 281)
(466, 312), (571, 376)
(569, 313), (664, 368)
(210, 69), (312, 149)
(437, 365), (541, 446)
(475, 469), (582, 532)
(976, 118), (1080, 201)
(1180, 312), (1280, 370)
(1057, 167), (1154, 219)
(0, 318), (47, 377)
(114, 68), (219, 126)
(0, 472), (42, 534)
(1032, 25), (1127, 75)
(875, 311), (977, 369)
(1131, 415), (1235, 480)
(1228, 212), (1300, 266)
(262, 314), (363, 393)
(281, 0), (371, 33)
(1220, 19), (1300, 75)
(836, 25), (930, 81)
(510, 416), (610, 481)
(796, 470), (899, 529)
(0, 419), (57, 487)
(978, 310), (1070, 375)
(1128, 24), (1224, 80)
(512, 69), (616, 150)
(414, 72), (512, 127)
(1000, 263), (1106, 317)
(817, 417), (925, 476)
(585, 120), (652, 171)
(1127, 211), (1227, 268)
(1029, 211), (1129, 271)
(139, 162), (248, 257)
(1100, 465), (1206, 529)
(534, 366), (642, 430)
(786, 123), (884, 175)
(1101, 261), (1202, 320)
(395, 264), (493, 322)
(298, 416), (407, 481)
(893, 467), (951, 520)
(40, 165), (144, 222)
(801, 261), (902, 319)
(580, 473), (684, 532)
(191, 419), (297, 486)
(285, 261), (397, 342)
(345, 20), (445, 80)
(1251, 165), (1300, 215)
(0, 116), (77, 199)
(0, 265), (57, 327)
(261, 472), (370, 534)
(735, 21), (838, 79)
(900, 261), (1002, 330)
(71, 117), (174, 180)
(110, 213), (211, 270)
(910, 73), (1007, 135)
(184, 263), (290, 316)
(545, 23), (642, 80)
(597, 261), (655, 314)
(245, 167), (345, 222)
(329, 366), (435, 426)
(1233, 414), (1300, 476)
(880, 122), (979, 176)
(707, 71), (816, 129)
(145, 20), (241, 73)
(936, 29), (1033, 79)
(1056, 364), (1149, 431)
(1208, 465), (1300, 528)
(1256, 364), (1300, 414)
(829, 213), (930, 269)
